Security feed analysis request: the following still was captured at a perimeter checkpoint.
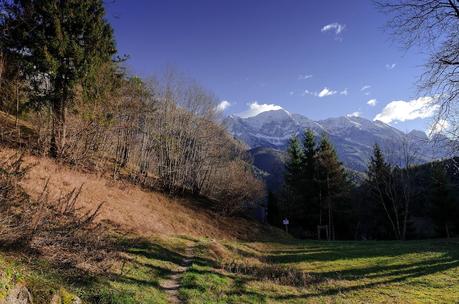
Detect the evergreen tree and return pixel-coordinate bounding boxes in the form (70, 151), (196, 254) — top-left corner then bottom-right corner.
(430, 164), (457, 238)
(284, 135), (304, 190)
(366, 144), (408, 240)
(315, 135), (349, 240)
(0, 0), (117, 157)
(365, 144), (395, 239)
(300, 129), (318, 230)
(282, 135), (304, 225)
(302, 129), (316, 182)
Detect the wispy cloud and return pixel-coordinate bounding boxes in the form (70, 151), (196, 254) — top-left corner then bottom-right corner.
(321, 22), (346, 35)
(367, 99), (377, 106)
(374, 96), (438, 124)
(318, 87), (337, 97)
(237, 101), (283, 118)
(289, 91), (295, 96)
(298, 74), (312, 80)
(347, 111), (361, 117)
(215, 100), (231, 112)
(385, 63), (396, 70)
(340, 88), (348, 96)
(304, 87), (342, 98)
(361, 85), (371, 96)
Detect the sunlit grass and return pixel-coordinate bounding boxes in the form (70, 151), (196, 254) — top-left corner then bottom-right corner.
(0, 236), (191, 303)
(1, 237), (458, 303)
(182, 239), (459, 303)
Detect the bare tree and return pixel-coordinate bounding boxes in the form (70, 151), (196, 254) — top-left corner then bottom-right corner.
(367, 139), (421, 240)
(2, 65), (264, 216)
(377, 0), (459, 147)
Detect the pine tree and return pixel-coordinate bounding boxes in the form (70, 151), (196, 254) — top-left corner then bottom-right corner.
(367, 144), (392, 183)
(282, 135), (304, 224)
(300, 128), (318, 230)
(284, 135), (304, 190)
(430, 164), (457, 238)
(366, 144), (404, 240)
(302, 129), (316, 181)
(0, 0), (117, 157)
(365, 144), (394, 238)
(315, 135), (349, 240)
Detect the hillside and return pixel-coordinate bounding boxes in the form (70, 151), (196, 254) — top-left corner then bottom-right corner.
(0, 144), (286, 303)
(0, 147), (277, 241)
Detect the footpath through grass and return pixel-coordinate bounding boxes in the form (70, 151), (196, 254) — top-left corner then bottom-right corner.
(0, 236), (192, 304)
(1, 236), (458, 303)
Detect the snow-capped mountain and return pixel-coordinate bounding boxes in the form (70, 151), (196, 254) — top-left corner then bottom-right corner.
(224, 109), (448, 173)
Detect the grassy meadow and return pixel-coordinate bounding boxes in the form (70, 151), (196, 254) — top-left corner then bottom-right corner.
(182, 239), (459, 303)
(2, 236), (458, 303)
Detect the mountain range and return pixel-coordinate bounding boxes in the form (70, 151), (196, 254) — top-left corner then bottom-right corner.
(223, 109), (449, 191)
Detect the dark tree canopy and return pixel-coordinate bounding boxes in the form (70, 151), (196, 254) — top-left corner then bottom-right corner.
(284, 135), (304, 190)
(430, 164), (458, 237)
(0, 0), (117, 156)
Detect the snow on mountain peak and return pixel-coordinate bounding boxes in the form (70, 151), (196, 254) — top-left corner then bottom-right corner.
(223, 110), (446, 172)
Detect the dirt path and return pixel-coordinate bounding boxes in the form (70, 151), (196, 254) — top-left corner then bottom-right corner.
(160, 247), (194, 304)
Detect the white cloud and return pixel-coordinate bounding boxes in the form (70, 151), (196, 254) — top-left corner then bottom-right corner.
(374, 96), (439, 124)
(340, 88), (348, 96)
(385, 63), (396, 70)
(427, 119), (450, 136)
(237, 101), (283, 118)
(303, 87), (341, 98)
(298, 74), (312, 80)
(360, 85), (371, 91)
(367, 99), (377, 106)
(289, 91), (295, 96)
(318, 87), (337, 97)
(215, 100), (231, 112)
(321, 22), (346, 35)
(347, 111), (361, 117)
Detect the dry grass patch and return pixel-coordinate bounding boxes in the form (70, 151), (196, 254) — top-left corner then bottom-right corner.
(0, 147), (284, 241)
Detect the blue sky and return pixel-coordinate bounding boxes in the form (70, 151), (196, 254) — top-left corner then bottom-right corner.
(105, 0), (437, 133)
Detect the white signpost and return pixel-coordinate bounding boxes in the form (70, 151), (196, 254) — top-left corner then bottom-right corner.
(282, 218), (289, 233)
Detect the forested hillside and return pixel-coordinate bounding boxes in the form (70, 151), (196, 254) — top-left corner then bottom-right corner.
(268, 131), (459, 241)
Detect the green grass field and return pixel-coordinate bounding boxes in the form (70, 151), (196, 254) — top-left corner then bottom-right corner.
(181, 238), (459, 304)
(1, 237), (458, 303)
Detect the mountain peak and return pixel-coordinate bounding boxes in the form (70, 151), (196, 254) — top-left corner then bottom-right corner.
(224, 109), (446, 172)
(408, 129), (429, 140)
(249, 109), (291, 119)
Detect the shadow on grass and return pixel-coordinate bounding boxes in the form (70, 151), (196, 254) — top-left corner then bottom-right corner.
(261, 240), (459, 301)
(266, 239), (459, 264)
(1, 236), (202, 303)
(272, 257), (459, 301)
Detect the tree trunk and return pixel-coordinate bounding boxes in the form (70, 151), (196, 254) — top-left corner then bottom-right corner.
(50, 96), (66, 158)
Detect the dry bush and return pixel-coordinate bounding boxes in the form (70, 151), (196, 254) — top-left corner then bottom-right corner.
(205, 159), (266, 215)
(222, 259), (311, 287)
(0, 153), (30, 240)
(0, 153), (113, 272)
